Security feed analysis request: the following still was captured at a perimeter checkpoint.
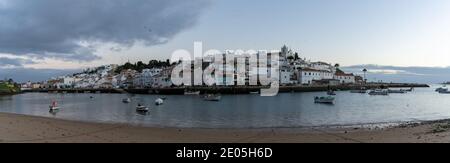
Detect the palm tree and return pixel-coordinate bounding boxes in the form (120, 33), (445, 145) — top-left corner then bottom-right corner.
(362, 68), (367, 83)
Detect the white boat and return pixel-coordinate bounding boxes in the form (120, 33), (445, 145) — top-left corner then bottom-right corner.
(49, 101), (60, 112)
(49, 106), (60, 112)
(122, 98), (131, 103)
(249, 91), (260, 94)
(155, 98), (164, 105)
(400, 87), (414, 92)
(136, 105), (149, 112)
(184, 90), (200, 95)
(314, 96), (335, 104)
(388, 89), (407, 94)
(204, 94), (221, 101)
(369, 89), (389, 95)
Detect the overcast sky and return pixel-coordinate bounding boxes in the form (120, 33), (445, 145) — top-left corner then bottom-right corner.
(1, 0), (450, 82)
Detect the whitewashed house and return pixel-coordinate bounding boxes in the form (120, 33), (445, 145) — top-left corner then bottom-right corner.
(299, 68), (334, 85)
(334, 72), (355, 84)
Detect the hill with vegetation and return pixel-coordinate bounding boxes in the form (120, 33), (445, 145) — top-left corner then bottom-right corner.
(0, 82), (20, 94)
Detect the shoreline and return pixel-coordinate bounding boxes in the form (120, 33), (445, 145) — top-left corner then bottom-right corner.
(1, 112), (450, 143)
(21, 83), (430, 95)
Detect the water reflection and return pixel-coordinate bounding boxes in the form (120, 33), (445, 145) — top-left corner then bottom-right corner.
(0, 86), (449, 128)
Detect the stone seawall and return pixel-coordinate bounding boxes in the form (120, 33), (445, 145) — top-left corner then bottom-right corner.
(22, 83), (429, 95)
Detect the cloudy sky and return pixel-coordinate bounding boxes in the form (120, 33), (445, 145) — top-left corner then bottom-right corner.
(1, 0), (450, 82)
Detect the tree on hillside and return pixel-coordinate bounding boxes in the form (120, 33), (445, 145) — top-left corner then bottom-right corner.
(294, 52), (299, 60)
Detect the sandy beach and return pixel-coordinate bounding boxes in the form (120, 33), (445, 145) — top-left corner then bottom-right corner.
(0, 112), (449, 143)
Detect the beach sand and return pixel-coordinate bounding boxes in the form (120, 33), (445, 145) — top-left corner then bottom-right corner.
(0, 112), (449, 143)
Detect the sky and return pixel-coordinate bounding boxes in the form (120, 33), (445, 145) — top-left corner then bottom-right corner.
(1, 0), (450, 82)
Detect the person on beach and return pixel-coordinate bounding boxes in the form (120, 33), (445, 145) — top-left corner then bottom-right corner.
(52, 101), (58, 107)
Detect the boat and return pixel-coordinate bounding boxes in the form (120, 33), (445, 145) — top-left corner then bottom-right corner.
(155, 98), (164, 105)
(438, 87), (450, 94)
(368, 89), (389, 95)
(388, 89), (407, 94)
(49, 106), (60, 112)
(439, 90), (450, 94)
(204, 94), (221, 101)
(49, 101), (60, 112)
(249, 91), (260, 94)
(122, 98), (131, 103)
(327, 90), (336, 96)
(314, 96), (335, 104)
(136, 104), (149, 112)
(436, 87), (448, 92)
(184, 90), (200, 95)
(400, 87), (414, 92)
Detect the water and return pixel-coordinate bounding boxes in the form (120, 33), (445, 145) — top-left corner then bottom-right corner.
(1, 85), (449, 128)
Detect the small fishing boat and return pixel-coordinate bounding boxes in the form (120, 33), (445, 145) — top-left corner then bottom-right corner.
(438, 87), (450, 94)
(136, 104), (149, 112)
(155, 98), (164, 105)
(249, 91), (260, 94)
(327, 90), (336, 96)
(388, 89), (407, 94)
(314, 96), (335, 104)
(204, 94), (221, 101)
(436, 87), (448, 92)
(49, 101), (60, 112)
(439, 90), (450, 94)
(122, 98), (131, 103)
(184, 90), (200, 95)
(369, 89), (389, 95)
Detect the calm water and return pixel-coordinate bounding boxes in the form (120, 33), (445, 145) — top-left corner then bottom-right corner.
(1, 85), (449, 128)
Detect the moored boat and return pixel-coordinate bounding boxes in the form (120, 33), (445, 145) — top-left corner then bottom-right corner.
(388, 89), (407, 94)
(369, 89), (389, 95)
(136, 104), (149, 112)
(49, 101), (60, 112)
(436, 87), (448, 92)
(204, 94), (221, 101)
(155, 98), (164, 105)
(439, 90), (450, 94)
(314, 96), (335, 104)
(327, 90), (336, 96)
(122, 98), (131, 103)
(400, 87), (414, 92)
(184, 90), (200, 95)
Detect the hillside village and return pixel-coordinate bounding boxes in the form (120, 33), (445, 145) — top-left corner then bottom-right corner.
(20, 46), (364, 90)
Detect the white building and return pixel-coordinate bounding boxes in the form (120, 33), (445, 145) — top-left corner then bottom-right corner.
(299, 68), (334, 85)
(334, 72), (356, 84)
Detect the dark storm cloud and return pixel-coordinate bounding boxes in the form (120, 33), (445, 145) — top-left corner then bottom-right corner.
(0, 0), (210, 61)
(0, 57), (35, 67)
